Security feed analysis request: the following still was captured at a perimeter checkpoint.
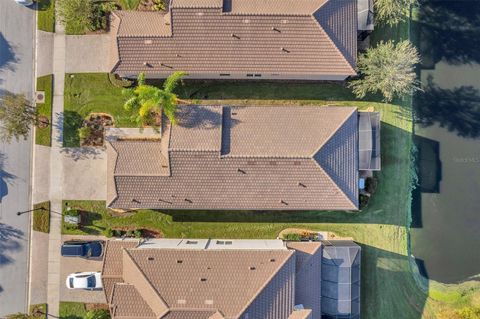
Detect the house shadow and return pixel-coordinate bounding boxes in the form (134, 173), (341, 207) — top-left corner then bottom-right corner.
(161, 122), (411, 227)
(0, 152), (16, 203)
(0, 222), (24, 268)
(0, 32), (18, 72)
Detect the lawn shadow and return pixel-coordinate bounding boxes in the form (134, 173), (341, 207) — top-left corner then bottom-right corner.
(0, 222), (24, 267)
(62, 111), (84, 147)
(0, 33), (18, 72)
(359, 244), (427, 318)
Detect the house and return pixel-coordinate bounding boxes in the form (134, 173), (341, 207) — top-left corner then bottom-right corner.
(109, 0), (359, 80)
(106, 105), (380, 211)
(101, 238), (361, 319)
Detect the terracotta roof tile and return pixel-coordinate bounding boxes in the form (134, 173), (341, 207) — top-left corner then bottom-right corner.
(110, 0), (357, 78)
(111, 283), (156, 318)
(107, 105), (359, 210)
(102, 240), (139, 278)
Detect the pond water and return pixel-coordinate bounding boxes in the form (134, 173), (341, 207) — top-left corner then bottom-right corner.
(411, 1), (480, 283)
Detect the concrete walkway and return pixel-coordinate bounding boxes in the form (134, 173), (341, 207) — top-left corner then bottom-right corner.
(46, 18), (66, 318)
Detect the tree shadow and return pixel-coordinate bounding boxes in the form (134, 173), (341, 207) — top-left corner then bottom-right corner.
(0, 153), (16, 203)
(416, 0), (480, 67)
(62, 111), (84, 147)
(36, 0), (52, 11)
(0, 222), (24, 267)
(0, 33), (18, 72)
(61, 147), (104, 161)
(414, 76), (480, 138)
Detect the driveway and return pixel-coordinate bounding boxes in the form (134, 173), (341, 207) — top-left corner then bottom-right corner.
(59, 235), (106, 303)
(65, 35), (111, 73)
(62, 147), (107, 200)
(0, 0), (35, 316)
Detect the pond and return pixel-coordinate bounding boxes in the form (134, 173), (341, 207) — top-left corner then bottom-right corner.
(411, 0), (480, 283)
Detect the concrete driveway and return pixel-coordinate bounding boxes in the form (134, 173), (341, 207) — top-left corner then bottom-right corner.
(59, 235), (106, 303)
(65, 35), (111, 73)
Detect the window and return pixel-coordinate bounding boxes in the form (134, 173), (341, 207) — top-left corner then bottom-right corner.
(186, 240), (198, 245)
(216, 240), (225, 245)
(246, 74), (254, 77)
(254, 74), (262, 77)
(225, 241), (233, 245)
(220, 73), (230, 76)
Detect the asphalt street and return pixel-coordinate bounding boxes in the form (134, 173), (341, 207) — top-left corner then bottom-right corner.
(0, 0), (35, 316)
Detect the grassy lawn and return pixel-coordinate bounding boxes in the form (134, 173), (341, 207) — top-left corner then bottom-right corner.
(36, 75), (53, 146)
(63, 73), (136, 147)
(59, 302), (86, 319)
(37, 0), (55, 32)
(33, 201), (50, 233)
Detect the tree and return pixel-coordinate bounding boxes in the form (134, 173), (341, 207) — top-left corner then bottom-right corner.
(57, 0), (94, 33)
(0, 92), (37, 142)
(349, 40), (420, 102)
(85, 309), (110, 319)
(123, 72), (187, 128)
(374, 0), (417, 26)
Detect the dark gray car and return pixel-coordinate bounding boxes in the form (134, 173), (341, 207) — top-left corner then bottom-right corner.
(61, 241), (104, 258)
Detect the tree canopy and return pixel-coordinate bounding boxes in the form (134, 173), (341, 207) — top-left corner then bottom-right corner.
(349, 40), (420, 102)
(0, 92), (37, 142)
(123, 72), (187, 129)
(374, 0), (418, 26)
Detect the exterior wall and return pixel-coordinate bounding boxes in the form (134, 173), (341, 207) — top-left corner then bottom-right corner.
(240, 255), (296, 319)
(118, 72), (349, 81)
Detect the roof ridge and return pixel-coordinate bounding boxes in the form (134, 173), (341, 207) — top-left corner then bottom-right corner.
(311, 0), (357, 72)
(123, 249), (170, 318)
(235, 250), (295, 318)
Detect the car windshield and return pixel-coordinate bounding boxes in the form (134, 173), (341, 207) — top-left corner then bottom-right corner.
(87, 275), (96, 288)
(85, 245), (92, 257)
(69, 278), (74, 288)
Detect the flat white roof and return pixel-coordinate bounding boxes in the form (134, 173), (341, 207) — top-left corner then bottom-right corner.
(137, 238), (286, 250)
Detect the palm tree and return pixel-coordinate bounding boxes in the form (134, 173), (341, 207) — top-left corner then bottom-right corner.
(123, 71), (187, 128)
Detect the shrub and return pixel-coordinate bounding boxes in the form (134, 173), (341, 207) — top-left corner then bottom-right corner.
(282, 233), (302, 241)
(113, 229), (123, 237)
(134, 229), (142, 238)
(108, 73), (133, 88)
(126, 230), (134, 237)
(57, 0), (94, 34)
(152, 0), (166, 11)
(85, 309), (110, 319)
(78, 126), (92, 140)
(103, 227), (113, 238)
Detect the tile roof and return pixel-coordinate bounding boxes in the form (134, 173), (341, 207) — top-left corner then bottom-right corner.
(109, 0), (357, 78)
(104, 245), (295, 319)
(107, 105), (359, 210)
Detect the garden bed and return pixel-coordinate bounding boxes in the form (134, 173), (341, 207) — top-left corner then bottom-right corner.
(79, 113), (114, 147)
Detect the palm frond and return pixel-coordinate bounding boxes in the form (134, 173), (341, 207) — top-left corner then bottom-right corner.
(137, 72), (146, 86)
(163, 71), (187, 93)
(124, 96), (139, 111)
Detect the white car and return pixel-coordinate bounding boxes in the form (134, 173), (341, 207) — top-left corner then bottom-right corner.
(14, 0), (34, 6)
(66, 272), (103, 290)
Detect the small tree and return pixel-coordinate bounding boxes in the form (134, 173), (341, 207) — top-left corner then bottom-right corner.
(374, 0), (418, 26)
(123, 71), (187, 128)
(57, 0), (94, 33)
(349, 40), (420, 102)
(0, 92), (37, 142)
(85, 309), (110, 319)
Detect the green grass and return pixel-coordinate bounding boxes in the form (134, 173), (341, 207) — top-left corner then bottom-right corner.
(63, 73), (136, 147)
(117, 0), (141, 10)
(36, 75), (53, 146)
(30, 304), (47, 319)
(37, 0), (55, 32)
(59, 302), (86, 319)
(33, 201), (50, 233)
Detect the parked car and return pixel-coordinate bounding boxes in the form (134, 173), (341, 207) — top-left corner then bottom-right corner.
(14, 0), (34, 6)
(61, 240), (104, 258)
(66, 272), (103, 290)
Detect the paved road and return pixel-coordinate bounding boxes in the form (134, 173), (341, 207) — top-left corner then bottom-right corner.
(0, 1), (35, 316)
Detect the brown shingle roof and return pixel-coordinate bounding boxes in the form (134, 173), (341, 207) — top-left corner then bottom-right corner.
(110, 0), (357, 78)
(107, 105), (359, 210)
(111, 283), (157, 318)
